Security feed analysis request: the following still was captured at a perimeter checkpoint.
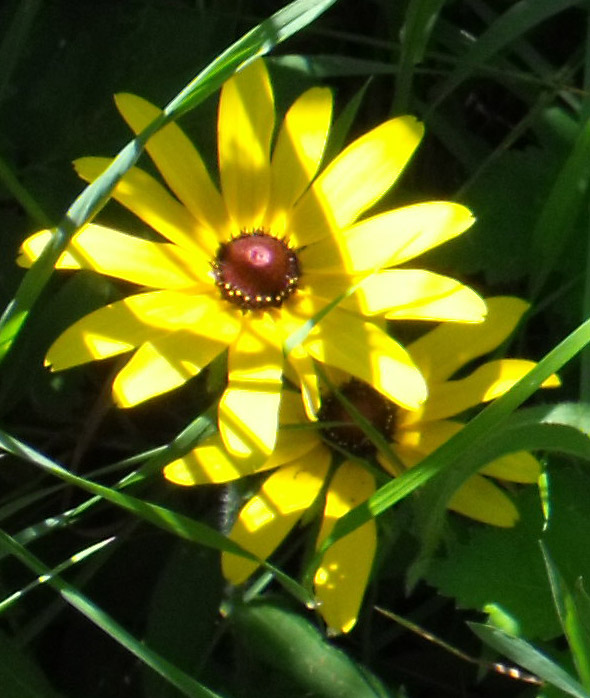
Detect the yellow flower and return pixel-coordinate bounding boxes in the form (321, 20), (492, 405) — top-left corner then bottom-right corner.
(164, 296), (559, 635)
(19, 60), (485, 465)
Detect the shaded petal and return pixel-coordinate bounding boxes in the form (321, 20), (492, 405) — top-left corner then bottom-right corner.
(219, 314), (284, 465)
(314, 461), (377, 634)
(448, 474), (519, 527)
(301, 202), (474, 273)
(480, 451), (541, 483)
(289, 116), (424, 247)
(222, 447), (331, 583)
(308, 269), (486, 322)
(75, 158), (205, 254)
(265, 87), (333, 233)
(284, 343), (322, 419)
(46, 290), (229, 370)
(408, 296), (530, 382)
(19, 225), (208, 288)
(112, 327), (235, 407)
(394, 419), (463, 453)
(304, 309), (427, 410)
(218, 60), (275, 229)
(421, 359), (560, 422)
(115, 92), (229, 249)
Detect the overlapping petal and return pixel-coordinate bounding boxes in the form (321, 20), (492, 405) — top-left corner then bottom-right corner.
(448, 474), (519, 527)
(289, 116), (424, 247)
(18, 224), (206, 288)
(218, 60), (275, 229)
(222, 448), (331, 584)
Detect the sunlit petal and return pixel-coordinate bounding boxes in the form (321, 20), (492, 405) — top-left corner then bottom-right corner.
(115, 92), (229, 249)
(75, 158), (203, 253)
(266, 87), (333, 233)
(308, 270), (486, 322)
(219, 315), (283, 464)
(301, 202), (474, 272)
(19, 225), (208, 287)
(408, 296), (530, 382)
(290, 116), (424, 246)
(448, 475), (519, 527)
(304, 309), (427, 410)
(218, 60), (274, 229)
(421, 359), (560, 422)
(314, 461), (376, 634)
(222, 447), (331, 583)
(46, 291), (229, 370)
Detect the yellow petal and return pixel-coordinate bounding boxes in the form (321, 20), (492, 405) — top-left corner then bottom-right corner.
(289, 116), (424, 246)
(408, 296), (530, 382)
(301, 202), (474, 273)
(448, 474), (519, 527)
(314, 462), (377, 634)
(218, 59), (274, 229)
(265, 87), (333, 235)
(480, 451), (541, 483)
(304, 309), (427, 410)
(47, 290), (227, 370)
(75, 158), (204, 254)
(112, 327), (234, 407)
(284, 343), (322, 419)
(421, 359), (560, 422)
(219, 315), (284, 465)
(19, 225), (206, 288)
(222, 447), (331, 584)
(394, 419), (463, 452)
(115, 92), (229, 250)
(308, 269), (486, 322)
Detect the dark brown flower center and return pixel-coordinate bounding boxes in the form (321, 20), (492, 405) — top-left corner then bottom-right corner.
(213, 230), (300, 310)
(318, 380), (396, 457)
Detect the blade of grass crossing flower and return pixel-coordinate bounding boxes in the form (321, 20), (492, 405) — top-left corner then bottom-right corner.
(317, 316), (590, 564)
(0, 0), (340, 361)
(0, 529), (223, 698)
(321, 79), (371, 165)
(165, 0), (340, 119)
(430, 0), (582, 111)
(392, 0), (446, 114)
(468, 622), (590, 698)
(542, 544), (590, 692)
(0, 428), (312, 605)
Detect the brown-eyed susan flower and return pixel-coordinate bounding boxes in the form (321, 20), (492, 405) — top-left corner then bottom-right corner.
(19, 59), (485, 465)
(164, 296), (559, 635)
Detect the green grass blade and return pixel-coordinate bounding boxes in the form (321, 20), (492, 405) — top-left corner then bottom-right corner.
(469, 622), (590, 698)
(0, 529), (224, 698)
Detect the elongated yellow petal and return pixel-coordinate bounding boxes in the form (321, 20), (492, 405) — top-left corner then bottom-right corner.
(314, 461), (376, 634)
(115, 92), (229, 249)
(480, 451), (541, 483)
(290, 116), (424, 246)
(265, 87), (333, 235)
(394, 419), (463, 452)
(301, 201), (474, 273)
(19, 225), (206, 288)
(308, 269), (486, 322)
(46, 291), (233, 370)
(219, 315), (283, 465)
(448, 474), (519, 527)
(218, 60), (274, 229)
(222, 447), (331, 583)
(408, 296), (530, 382)
(75, 158), (205, 255)
(284, 343), (322, 419)
(421, 359), (560, 422)
(304, 309), (427, 410)
(112, 327), (234, 407)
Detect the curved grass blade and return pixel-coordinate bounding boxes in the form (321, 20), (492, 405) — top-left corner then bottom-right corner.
(0, 0), (340, 362)
(0, 529), (223, 698)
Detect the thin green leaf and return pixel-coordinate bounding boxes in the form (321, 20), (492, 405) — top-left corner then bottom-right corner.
(542, 545), (590, 692)
(0, 529), (223, 698)
(469, 622), (590, 698)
